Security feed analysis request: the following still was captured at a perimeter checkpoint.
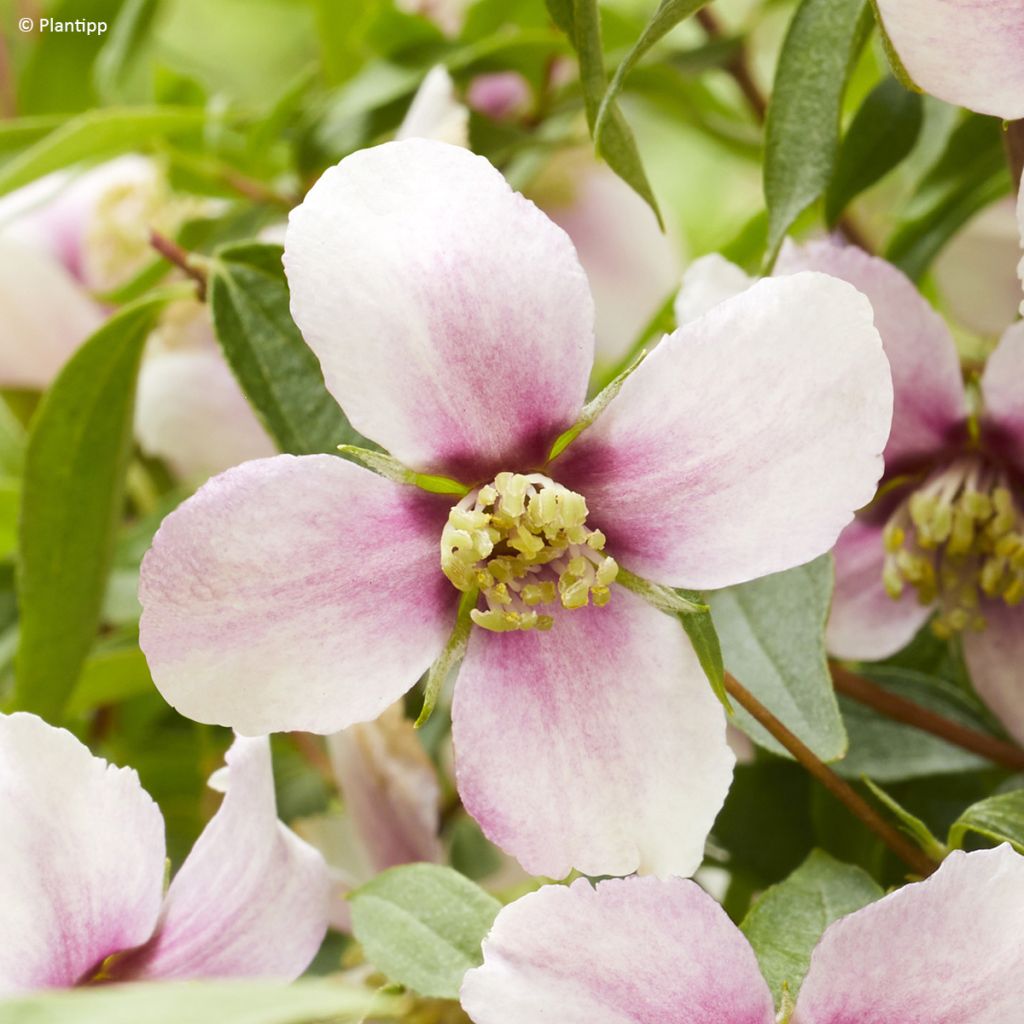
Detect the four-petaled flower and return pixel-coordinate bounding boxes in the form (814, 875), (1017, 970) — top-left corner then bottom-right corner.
(461, 845), (1024, 1024)
(0, 712), (329, 993)
(139, 139), (893, 880)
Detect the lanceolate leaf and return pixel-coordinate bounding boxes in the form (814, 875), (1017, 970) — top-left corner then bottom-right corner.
(949, 789), (1024, 854)
(707, 555), (846, 762)
(825, 76), (923, 226)
(595, 0), (709, 140)
(209, 242), (369, 455)
(741, 849), (882, 1005)
(15, 293), (173, 720)
(350, 864), (501, 999)
(763, 0), (870, 260)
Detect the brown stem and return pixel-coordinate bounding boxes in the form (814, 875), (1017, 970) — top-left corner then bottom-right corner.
(831, 664), (1024, 772)
(724, 672), (938, 876)
(697, 3), (872, 255)
(1004, 120), (1024, 193)
(148, 229), (207, 302)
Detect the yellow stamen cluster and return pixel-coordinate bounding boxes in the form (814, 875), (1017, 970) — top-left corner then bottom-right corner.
(441, 472), (618, 632)
(883, 461), (1024, 637)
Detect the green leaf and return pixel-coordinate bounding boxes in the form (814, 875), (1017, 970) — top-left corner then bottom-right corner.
(557, 0), (662, 224)
(93, 0), (162, 104)
(949, 788), (1024, 854)
(0, 107), (207, 198)
(707, 556), (846, 762)
(741, 849), (882, 1005)
(350, 863), (502, 999)
(66, 646), (154, 717)
(209, 242), (368, 455)
(14, 294), (173, 721)
(836, 666), (991, 782)
(825, 76), (923, 225)
(678, 594), (729, 710)
(0, 979), (402, 1024)
(862, 777), (948, 861)
(886, 113), (1010, 280)
(763, 0), (870, 260)
(595, 0), (709, 139)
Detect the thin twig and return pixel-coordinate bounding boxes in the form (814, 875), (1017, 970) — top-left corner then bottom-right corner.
(697, 3), (872, 254)
(1004, 120), (1024, 193)
(148, 229), (208, 301)
(831, 663), (1024, 772)
(724, 672), (938, 876)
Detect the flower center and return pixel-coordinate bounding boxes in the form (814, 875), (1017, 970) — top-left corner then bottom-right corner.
(440, 472), (618, 632)
(882, 458), (1024, 636)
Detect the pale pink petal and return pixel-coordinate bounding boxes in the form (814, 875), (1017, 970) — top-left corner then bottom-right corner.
(284, 139), (594, 480)
(396, 66), (469, 148)
(962, 602), (1024, 746)
(980, 320), (1024, 476)
(776, 239), (967, 469)
(467, 72), (532, 121)
(673, 253), (753, 327)
(827, 518), (931, 660)
(0, 239), (103, 389)
(135, 347), (276, 482)
(139, 454), (457, 735)
(542, 158), (681, 370)
(113, 736), (329, 980)
(0, 713), (165, 994)
(328, 703), (443, 872)
(874, 1), (1024, 119)
(460, 876), (774, 1024)
(452, 588), (733, 879)
(555, 273), (893, 590)
(793, 846), (1024, 1024)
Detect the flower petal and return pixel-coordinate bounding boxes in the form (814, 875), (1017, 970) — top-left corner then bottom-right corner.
(136, 346), (276, 482)
(139, 454), (457, 735)
(0, 713), (165, 993)
(555, 273), (893, 590)
(460, 876), (774, 1024)
(396, 66), (469, 147)
(673, 252), (753, 326)
(284, 139), (594, 480)
(980, 320), (1024, 477)
(327, 703), (443, 872)
(112, 736), (329, 980)
(0, 239), (103, 389)
(793, 846), (1024, 1024)
(776, 239), (967, 470)
(827, 518), (931, 660)
(452, 588), (733, 879)
(874, 1), (1024, 119)
(962, 602), (1024, 745)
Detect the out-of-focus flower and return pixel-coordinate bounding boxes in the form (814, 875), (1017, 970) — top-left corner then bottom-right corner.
(396, 66), (470, 147)
(460, 845), (1024, 1024)
(0, 157), (275, 482)
(139, 139), (892, 880)
(873, 1), (1024, 119)
(297, 703), (443, 931)
(0, 712), (329, 993)
(397, 0), (468, 37)
(678, 239), (1024, 742)
(467, 72), (533, 122)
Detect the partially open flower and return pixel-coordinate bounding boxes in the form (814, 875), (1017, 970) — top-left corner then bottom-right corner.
(139, 139), (892, 879)
(460, 845), (1024, 1024)
(0, 712), (329, 993)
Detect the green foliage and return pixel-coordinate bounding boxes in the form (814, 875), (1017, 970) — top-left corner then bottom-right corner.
(14, 293), (174, 721)
(763, 0), (870, 260)
(708, 556), (846, 762)
(350, 864), (502, 999)
(678, 592), (728, 709)
(741, 849), (882, 1005)
(949, 789), (1024, 854)
(825, 76), (923, 225)
(208, 242), (367, 455)
(0, 979), (402, 1024)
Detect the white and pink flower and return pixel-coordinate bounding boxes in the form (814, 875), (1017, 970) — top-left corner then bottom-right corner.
(0, 712), (329, 993)
(138, 139), (892, 880)
(461, 845), (1024, 1024)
